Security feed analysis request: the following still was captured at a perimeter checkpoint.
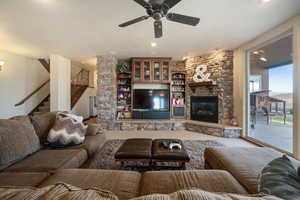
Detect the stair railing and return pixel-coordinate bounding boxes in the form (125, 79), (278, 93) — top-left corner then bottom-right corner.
(15, 79), (50, 107)
(71, 69), (90, 109)
(71, 69), (89, 86)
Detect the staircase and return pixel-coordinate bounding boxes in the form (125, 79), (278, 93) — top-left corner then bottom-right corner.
(15, 59), (90, 116)
(29, 67), (90, 116)
(30, 96), (50, 115)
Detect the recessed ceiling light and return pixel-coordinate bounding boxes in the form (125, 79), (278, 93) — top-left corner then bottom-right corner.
(262, 0), (271, 3)
(151, 42), (157, 47)
(259, 57), (268, 62)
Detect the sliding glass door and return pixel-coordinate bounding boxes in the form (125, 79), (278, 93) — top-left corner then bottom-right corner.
(247, 34), (294, 153)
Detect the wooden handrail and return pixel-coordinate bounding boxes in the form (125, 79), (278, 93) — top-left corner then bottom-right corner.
(15, 79), (50, 107)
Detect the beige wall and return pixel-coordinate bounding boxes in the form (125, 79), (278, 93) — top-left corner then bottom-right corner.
(71, 87), (96, 119)
(233, 14), (300, 158)
(0, 50), (49, 119)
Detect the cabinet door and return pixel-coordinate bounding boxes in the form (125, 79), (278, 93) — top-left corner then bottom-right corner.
(162, 61), (170, 81)
(153, 61), (161, 81)
(143, 61), (151, 81)
(133, 61), (142, 81)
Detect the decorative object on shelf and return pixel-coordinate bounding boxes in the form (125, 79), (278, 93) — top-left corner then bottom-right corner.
(193, 65), (216, 84)
(172, 98), (184, 106)
(229, 117), (239, 127)
(0, 60), (5, 71)
(117, 62), (130, 73)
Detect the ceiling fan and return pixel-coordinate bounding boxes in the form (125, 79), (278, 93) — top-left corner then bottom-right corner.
(119, 0), (200, 38)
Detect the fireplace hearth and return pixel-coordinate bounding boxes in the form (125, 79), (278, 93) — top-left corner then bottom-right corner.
(191, 96), (218, 123)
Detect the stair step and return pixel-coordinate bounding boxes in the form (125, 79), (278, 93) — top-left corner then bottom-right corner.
(32, 112), (45, 115)
(38, 106), (50, 112)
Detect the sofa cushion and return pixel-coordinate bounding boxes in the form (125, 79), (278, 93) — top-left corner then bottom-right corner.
(0, 116), (40, 170)
(259, 155), (300, 200)
(30, 112), (57, 144)
(39, 169), (142, 200)
(204, 147), (300, 194)
(66, 134), (106, 157)
(134, 189), (281, 200)
(0, 172), (49, 187)
(0, 183), (118, 200)
(139, 170), (248, 196)
(5, 149), (87, 172)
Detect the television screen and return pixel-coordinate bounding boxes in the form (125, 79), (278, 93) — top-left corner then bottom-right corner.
(133, 89), (170, 111)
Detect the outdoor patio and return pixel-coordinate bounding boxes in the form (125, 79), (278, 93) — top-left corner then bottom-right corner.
(249, 120), (293, 153)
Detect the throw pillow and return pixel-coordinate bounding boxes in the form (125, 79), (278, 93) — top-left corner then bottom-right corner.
(0, 183), (118, 200)
(259, 155), (300, 200)
(47, 113), (87, 146)
(86, 123), (103, 136)
(0, 116), (40, 170)
(131, 189), (281, 200)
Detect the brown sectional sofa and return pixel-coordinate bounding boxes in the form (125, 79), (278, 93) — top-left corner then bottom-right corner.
(0, 112), (297, 199)
(0, 112), (107, 186)
(204, 147), (300, 194)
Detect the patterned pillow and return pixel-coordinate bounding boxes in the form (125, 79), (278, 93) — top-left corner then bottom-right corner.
(47, 113), (87, 147)
(259, 155), (300, 200)
(0, 183), (118, 200)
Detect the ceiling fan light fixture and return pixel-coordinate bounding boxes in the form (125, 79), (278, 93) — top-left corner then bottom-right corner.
(119, 0), (200, 38)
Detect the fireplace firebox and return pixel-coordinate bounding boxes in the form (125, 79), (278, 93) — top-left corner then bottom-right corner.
(191, 96), (218, 123)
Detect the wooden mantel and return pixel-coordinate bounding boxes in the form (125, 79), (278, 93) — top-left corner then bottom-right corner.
(188, 81), (217, 92)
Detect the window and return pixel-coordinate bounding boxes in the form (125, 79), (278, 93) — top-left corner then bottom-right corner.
(247, 34), (294, 153)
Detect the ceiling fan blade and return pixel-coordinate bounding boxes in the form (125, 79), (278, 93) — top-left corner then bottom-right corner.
(163, 0), (182, 9)
(167, 13), (200, 26)
(119, 16), (149, 27)
(133, 0), (151, 8)
(154, 20), (163, 38)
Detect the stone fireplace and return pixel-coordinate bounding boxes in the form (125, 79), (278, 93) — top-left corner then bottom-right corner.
(191, 96), (218, 123)
(185, 50), (234, 125)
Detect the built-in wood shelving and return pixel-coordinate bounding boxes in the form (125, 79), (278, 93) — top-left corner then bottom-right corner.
(117, 72), (132, 120)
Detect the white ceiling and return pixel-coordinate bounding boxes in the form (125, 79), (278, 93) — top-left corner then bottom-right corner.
(0, 0), (300, 67)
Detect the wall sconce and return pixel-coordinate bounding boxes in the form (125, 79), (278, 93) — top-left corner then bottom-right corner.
(0, 61), (5, 71)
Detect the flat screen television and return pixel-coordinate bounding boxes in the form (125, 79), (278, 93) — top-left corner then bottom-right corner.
(133, 89), (170, 111)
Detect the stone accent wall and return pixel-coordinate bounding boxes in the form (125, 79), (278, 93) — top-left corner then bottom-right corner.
(113, 121), (186, 131)
(185, 50), (234, 124)
(112, 120), (241, 138)
(96, 55), (117, 130)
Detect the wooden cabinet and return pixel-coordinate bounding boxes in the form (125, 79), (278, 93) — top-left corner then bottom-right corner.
(132, 58), (171, 83)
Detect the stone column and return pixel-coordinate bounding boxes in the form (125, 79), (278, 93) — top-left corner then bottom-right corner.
(96, 55), (117, 130)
